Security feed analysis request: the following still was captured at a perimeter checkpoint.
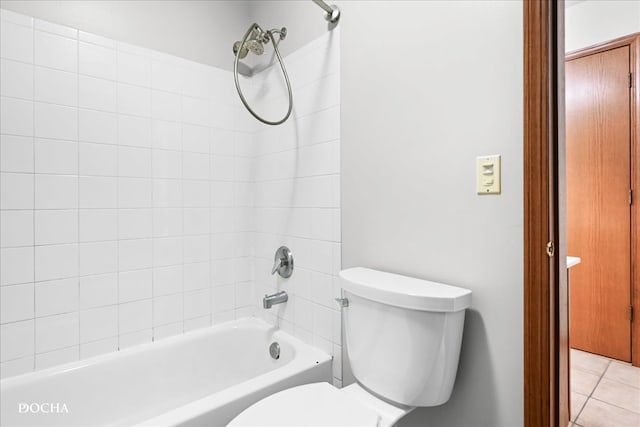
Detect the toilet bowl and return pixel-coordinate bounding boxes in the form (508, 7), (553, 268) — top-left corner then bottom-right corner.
(228, 267), (472, 427)
(227, 382), (411, 427)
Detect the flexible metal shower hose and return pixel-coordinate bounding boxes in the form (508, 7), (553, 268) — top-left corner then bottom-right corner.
(233, 23), (293, 126)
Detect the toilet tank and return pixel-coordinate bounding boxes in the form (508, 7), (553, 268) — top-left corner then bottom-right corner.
(340, 268), (472, 407)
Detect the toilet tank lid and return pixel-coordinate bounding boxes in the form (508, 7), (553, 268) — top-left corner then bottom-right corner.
(340, 268), (472, 312)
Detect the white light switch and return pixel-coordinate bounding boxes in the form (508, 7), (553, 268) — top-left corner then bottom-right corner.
(477, 155), (501, 195)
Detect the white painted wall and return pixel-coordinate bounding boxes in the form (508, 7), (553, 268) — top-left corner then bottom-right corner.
(0, 0), (251, 70)
(340, 2), (523, 425)
(566, 0), (640, 51)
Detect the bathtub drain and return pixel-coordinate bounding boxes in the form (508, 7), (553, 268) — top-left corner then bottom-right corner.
(269, 342), (280, 359)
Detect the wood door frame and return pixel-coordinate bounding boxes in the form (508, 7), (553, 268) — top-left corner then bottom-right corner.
(565, 33), (640, 365)
(524, 2), (640, 426)
(523, 1), (565, 426)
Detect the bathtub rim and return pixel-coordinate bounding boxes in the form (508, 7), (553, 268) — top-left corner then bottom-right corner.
(0, 317), (331, 390)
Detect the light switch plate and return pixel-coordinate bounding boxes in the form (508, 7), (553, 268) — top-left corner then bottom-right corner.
(477, 155), (501, 195)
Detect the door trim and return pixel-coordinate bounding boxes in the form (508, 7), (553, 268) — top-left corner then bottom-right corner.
(524, 3), (640, 426)
(523, 1), (565, 426)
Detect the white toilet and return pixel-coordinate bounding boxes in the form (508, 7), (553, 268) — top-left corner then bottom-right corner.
(228, 267), (472, 427)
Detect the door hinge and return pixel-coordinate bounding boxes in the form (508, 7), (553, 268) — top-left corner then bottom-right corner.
(630, 72), (633, 88)
(546, 241), (555, 257)
(630, 306), (634, 321)
(630, 189), (633, 205)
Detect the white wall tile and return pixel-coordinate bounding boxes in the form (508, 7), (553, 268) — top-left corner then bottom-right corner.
(1, 320), (34, 362)
(119, 269), (152, 302)
(1, 97), (33, 136)
(182, 96), (209, 126)
(182, 124), (209, 154)
(119, 329), (151, 349)
(118, 115), (151, 147)
(182, 152), (209, 180)
(1, 59), (33, 99)
(35, 312), (78, 353)
(35, 210), (78, 245)
(183, 208), (210, 235)
(35, 174), (78, 209)
(79, 209), (117, 242)
(35, 278), (78, 317)
(212, 284), (235, 313)
(118, 146), (151, 177)
(119, 299), (152, 333)
(79, 306), (117, 343)
(1, 173), (33, 210)
(153, 293), (183, 326)
(35, 138), (78, 174)
(152, 59), (182, 93)
(79, 241), (117, 276)
(153, 322), (182, 340)
(152, 120), (181, 150)
(151, 90), (181, 121)
(79, 41), (116, 80)
(0, 283), (33, 323)
(117, 83), (151, 117)
(34, 31), (77, 72)
(79, 109), (117, 144)
(35, 346), (78, 370)
(118, 178), (152, 208)
(184, 288), (210, 319)
(1, 210), (33, 247)
(153, 208), (182, 236)
(0, 21), (33, 63)
(118, 209), (153, 239)
(184, 235), (209, 264)
(183, 180), (209, 207)
(79, 75), (117, 112)
(79, 273), (117, 309)
(79, 142), (117, 176)
(0, 247), (33, 285)
(153, 237), (182, 267)
(34, 103), (78, 141)
(80, 337), (117, 359)
(79, 176), (118, 208)
(152, 179), (182, 208)
(118, 239), (152, 271)
(153, 265), (182, 296)
(117, 51), (151, 87)
(1, 135), (33, 173)
(35, 244), (78, 282)
(183, 262), (210, 291)
(34, 67), (77, 106)
(152, 149), (181, 179)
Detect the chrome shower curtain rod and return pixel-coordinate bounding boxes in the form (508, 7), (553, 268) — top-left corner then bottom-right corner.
(312, 0), (340, 24)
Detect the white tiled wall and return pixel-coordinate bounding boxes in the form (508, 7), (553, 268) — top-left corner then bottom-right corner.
(0, 9), (254, 378)
(249, 30), (342, 386)
(0, 9), (341, 384)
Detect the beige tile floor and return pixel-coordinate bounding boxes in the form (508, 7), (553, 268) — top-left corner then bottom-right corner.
(569, 349), (640, 427)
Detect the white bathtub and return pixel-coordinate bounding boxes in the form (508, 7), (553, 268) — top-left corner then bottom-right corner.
(0, 318), (332, 426)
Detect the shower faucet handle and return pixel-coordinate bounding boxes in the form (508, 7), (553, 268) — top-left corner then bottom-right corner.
(271, 246), (294, 278)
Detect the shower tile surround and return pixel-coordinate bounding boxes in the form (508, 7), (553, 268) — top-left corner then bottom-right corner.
(0, 9), (341, 385)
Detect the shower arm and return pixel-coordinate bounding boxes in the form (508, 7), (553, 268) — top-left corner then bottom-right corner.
(312, 0), (340, 24)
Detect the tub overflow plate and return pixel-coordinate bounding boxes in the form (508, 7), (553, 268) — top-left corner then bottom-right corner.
(269, 342), (280, 359)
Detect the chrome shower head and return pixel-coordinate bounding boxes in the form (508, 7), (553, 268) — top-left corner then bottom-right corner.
(233, 25), (268, 58)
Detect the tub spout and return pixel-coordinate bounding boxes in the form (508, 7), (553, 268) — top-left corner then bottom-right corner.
(263, 291), (288, 309)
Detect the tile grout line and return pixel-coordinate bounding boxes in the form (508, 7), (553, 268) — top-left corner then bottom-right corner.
(574, 358), (612, 425)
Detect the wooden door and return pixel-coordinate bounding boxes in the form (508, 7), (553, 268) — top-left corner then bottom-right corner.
(566, 46), (632, 361)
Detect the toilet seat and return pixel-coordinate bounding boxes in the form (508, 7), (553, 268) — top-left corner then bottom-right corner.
(227, 382), (381, 427)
